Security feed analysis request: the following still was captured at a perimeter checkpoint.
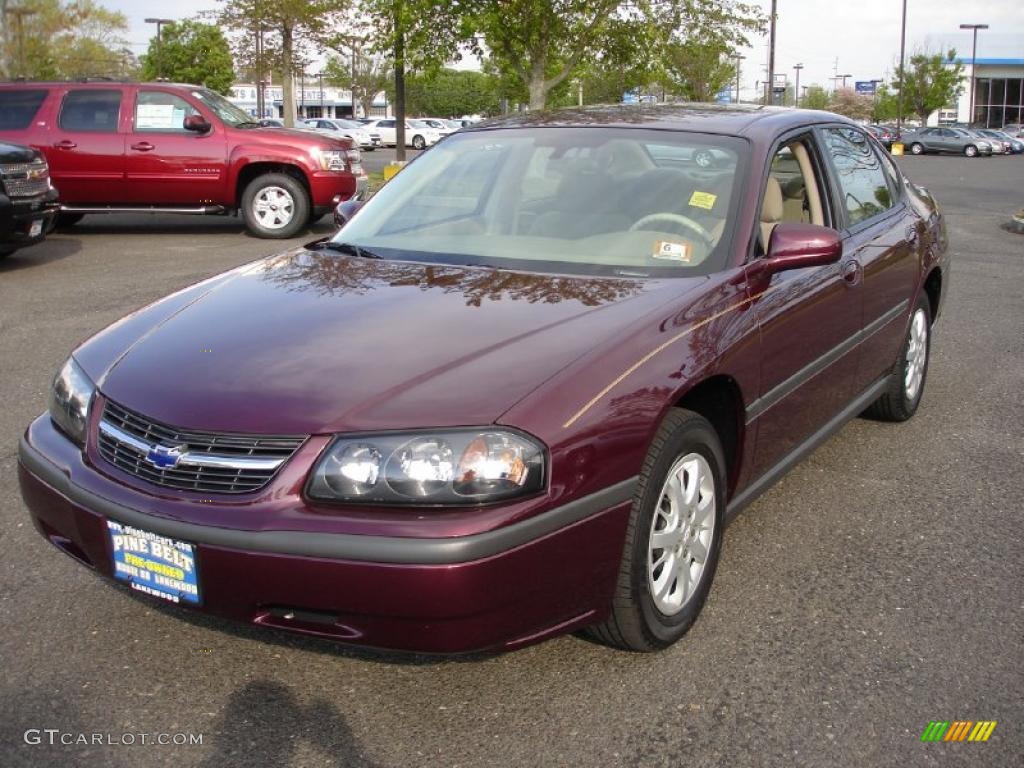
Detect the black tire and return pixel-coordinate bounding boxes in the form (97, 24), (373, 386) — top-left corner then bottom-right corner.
(964, 144), (978, 157)
(864, 294), (932, 422)
(0, 247), (16, 259)
(585, 408), (726, 652)
(240, 172), (310, 239)
(412, 135), (426, 150)
(910, 143), (924, 155)
(55, 213), (85, 229)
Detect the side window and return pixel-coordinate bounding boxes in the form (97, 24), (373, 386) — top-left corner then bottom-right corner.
(822, 127), (895, 227)
(876, 148), (903, 202)
(378, 120), (394, 129)
(59, 89), (122, 132)
(0, 89), (47, 130)
(135, 91), (199, 132)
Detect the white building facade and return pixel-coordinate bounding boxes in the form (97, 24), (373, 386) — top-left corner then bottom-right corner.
(228, 82), (390, 120)
(929, 57), (1024, 127)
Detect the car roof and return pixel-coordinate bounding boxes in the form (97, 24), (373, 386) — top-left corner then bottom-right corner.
(467, 103), (857, 139)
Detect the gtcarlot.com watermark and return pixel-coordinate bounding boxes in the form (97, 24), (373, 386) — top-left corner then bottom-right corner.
(24, 729), (203, 746)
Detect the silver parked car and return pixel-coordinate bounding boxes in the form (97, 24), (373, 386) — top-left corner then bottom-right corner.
(302, 118), (381, 151)
(901, 126), (992, 157)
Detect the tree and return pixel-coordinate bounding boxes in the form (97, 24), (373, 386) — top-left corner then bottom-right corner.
(0, 0), (134, 80)
(219, 0), (348, 126)
(872, 84), (900, 122)
(474, 0), (764, 111)
(661, 39), (736, 102)
(140, 20), (234, 94)
(893, 49), (965, 123)
(323, 51), (392, 118)
(801, 85), (829, 110)
(828, 88), (873, 121)
(398, 68), (499, 117)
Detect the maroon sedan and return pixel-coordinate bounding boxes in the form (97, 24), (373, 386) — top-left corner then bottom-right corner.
(18, 105), (949, 653)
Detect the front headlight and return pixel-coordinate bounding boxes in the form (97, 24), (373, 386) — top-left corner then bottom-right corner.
(49, 357), (95, 446)
(307, 429), (546, 505)
(313, 148), (360, 171)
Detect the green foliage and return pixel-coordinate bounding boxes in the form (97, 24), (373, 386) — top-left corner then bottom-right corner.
(139, 20), (234, 94)
(399, 68), (499, 117)
(0, 0), (134, 79)
(872, 84), (900, 122)
(801, 85), (830, 110)
(323, 52), (391, 118)
(661, 40), (736, 102)
(893, 49), (965, 123)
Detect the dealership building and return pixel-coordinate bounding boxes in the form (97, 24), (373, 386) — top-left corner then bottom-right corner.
(228, 83), (389, 120)
(935, 57), (1024, 127)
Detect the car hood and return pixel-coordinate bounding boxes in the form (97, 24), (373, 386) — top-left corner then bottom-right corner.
(86, 248), (695, 435)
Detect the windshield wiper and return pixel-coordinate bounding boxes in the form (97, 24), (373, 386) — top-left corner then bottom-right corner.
(314, 241), (382, 260)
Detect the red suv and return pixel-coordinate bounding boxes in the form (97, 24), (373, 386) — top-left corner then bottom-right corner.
(0, 82), (366, 238)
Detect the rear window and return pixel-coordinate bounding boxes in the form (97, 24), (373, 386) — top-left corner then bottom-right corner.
(0, 89), (47, 130)
(59, 90), (122, 132)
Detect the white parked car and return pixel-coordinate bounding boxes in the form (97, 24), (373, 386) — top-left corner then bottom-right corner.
(301, 118), (381, 151)
(365, 119), (442, 150)
(418, 118), (458, 137)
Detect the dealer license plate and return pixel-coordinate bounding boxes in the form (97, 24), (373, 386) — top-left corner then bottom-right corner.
(107, 520), (200, 605)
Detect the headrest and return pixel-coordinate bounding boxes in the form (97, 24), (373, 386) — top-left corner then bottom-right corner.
(761, 177), (784, 223)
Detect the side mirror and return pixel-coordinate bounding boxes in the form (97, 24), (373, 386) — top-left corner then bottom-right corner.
(334, 200), (364, 228)
(183, 115), (212, 133)
(761, 222), (842, 275)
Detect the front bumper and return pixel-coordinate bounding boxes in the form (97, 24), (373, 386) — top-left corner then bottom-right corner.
(18, 415), (633, 653)
(0, 187), (60, 251)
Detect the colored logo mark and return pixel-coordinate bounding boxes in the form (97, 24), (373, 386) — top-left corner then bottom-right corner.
(921, 721), (997, 742)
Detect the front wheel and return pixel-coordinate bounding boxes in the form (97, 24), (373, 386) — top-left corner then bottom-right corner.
(910, 143), (924, 155)
(585, 408), (725, 651)
(240, 172), (310, 239)
(411, 135), (426, 150)
(964, 144), (978, 157)
(864, 295), (931, 422)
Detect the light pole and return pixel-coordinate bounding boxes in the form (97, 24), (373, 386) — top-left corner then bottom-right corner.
(766, 0), (777, 105)
(144, 18), (174, 80)
(5, 6), (38, 78)
(793, 63), (804, 107)
(838, 73), (852, 89)
(959, 23), (989, 126)
(734, 54), (745, 104)
(897, 0), (908, 137)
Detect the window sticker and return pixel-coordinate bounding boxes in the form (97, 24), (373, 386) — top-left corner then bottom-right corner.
(652, 240), (693, 262)
(689, 191), (717, 210)
(136, 104), (181, 130)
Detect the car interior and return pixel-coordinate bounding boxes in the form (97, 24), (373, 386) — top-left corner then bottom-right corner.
(759, 139), (826, 250)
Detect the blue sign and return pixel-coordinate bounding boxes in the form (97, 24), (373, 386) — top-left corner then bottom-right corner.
(622, 91), (639, 104)
(108, 520), (201, 605)
(855, 81), (877, 95)
(715, 88), (733, 104)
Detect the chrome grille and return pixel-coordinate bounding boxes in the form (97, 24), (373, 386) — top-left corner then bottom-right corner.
(97, 399), (305, 494)
(0, 160), (50, 198)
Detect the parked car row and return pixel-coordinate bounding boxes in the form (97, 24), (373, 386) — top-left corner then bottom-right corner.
(899, 125), (1023, 157)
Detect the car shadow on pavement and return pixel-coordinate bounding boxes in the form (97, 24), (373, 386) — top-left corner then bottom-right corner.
(195, 679), (380, 768)
(0, 238), (80, 273)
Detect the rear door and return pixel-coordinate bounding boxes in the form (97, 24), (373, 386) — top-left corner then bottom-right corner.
(48, 88), (127, 203)
(375, 120), (396, 145)
(123, 88), (228, 205)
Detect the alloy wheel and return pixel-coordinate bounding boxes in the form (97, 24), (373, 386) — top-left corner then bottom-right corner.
(647, 453), (716, 616)
(253, 186), (295, 230)
(904, 308), (928, 401)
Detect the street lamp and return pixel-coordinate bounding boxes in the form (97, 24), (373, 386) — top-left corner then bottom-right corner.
(4, 6), (38, 79)
(959, 23), (989, 126)
(897, 0), (908, 137)
(838, 73), (852, 89)
(734, 54), (745, 104)
(144, 18), (174, 80)
(766, 0), (778, 106)
(793, 63), (804, 107)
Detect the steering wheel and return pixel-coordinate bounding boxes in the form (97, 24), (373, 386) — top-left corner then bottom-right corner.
(629, 212), (714, 246)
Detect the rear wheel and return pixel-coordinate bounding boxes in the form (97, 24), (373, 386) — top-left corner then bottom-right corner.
(411, 134), (426, 150)
(910, 142), (924, 155)
(240, 173), (310, 239)
(585, 408), (725, 651)
(964, 144), (978, 157)
(864, 294), (931, 422)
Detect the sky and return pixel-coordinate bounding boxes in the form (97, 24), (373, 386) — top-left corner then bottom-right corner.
(108, 0), (1024, 96)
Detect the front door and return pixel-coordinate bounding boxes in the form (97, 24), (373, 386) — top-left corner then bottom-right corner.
(123, 88), (227, 205)
(47, 88), (126, 203)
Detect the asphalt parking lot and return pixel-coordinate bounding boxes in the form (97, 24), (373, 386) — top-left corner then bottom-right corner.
(1, 152), (1021, 767)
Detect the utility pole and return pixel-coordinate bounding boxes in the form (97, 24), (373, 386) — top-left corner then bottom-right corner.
(735, 54), (745, 104)
(144, 18), (174, 80)
(793, 63), (804, 107)
(767, 0), (777, 106)
(897, 0), (908, 137)
(838, 73), (852, 89)
(959, 23), (989, 126)
(7, 5), (38, 78)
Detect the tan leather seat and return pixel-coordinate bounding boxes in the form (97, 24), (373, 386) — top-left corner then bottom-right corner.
(760, 176), (784, 246)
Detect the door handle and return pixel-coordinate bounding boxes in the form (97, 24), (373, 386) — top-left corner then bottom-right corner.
(130, 142), (155, 152)
(841, 259), (862, 286)
(53, 140), (77, 149)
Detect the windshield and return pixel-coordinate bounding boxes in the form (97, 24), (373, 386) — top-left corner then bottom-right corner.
(192, 89), (256, 127)
(410, 120), (433, 129)
(335, 127), (747, 278)
(332, 119), (361, 129)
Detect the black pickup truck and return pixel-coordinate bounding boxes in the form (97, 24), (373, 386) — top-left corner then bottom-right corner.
(0, 141), (59, 259)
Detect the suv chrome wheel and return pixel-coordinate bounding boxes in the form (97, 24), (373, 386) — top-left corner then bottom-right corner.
(253, 186), (295, 230)
(648, 452), (716, 616)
